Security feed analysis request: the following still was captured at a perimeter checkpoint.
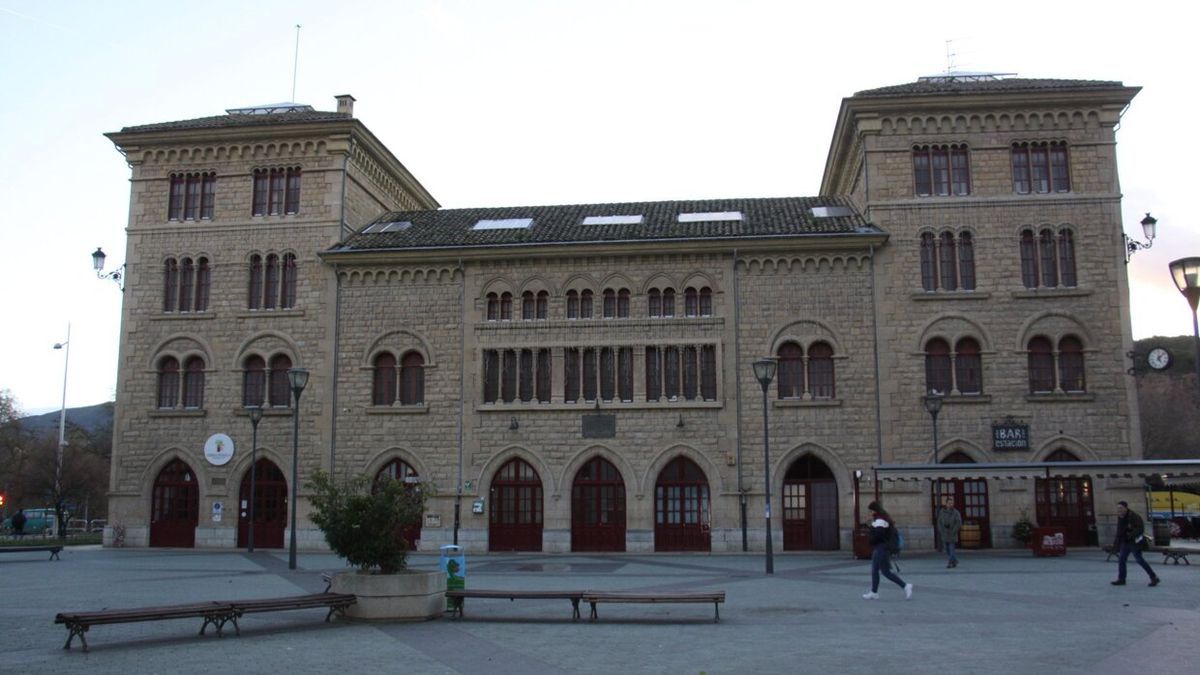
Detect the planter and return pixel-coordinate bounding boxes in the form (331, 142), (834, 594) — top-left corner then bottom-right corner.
(330, 569), (446, 622)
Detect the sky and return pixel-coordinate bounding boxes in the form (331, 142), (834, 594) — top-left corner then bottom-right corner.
(1, 0), (1198, 414)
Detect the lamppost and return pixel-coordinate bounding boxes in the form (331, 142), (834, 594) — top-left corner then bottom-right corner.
(53, 325), (70, 538)
(246, 405), (263, 553)
(752, 358), (777, 575)
(1169, 257), (1200, 397)
(91, 247), (125, 290)
(1125, 213), (1158, 263)
(923, 390), (944, 464)
(286, 368), (309, 570)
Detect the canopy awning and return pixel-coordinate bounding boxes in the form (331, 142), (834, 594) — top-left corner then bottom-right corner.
(872, 459), (1200, 482)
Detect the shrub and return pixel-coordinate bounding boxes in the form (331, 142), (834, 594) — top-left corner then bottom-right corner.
(306, 470), (426, 574)
(1011, 511), (1035, 545)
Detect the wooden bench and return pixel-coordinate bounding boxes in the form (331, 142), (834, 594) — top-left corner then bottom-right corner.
(1151, 547), (1191, 565)
(55, 602), (237, 652)
(0, 544), (62, 560)
(582, 591), (725, 623)
(445, 589), (584, 620)
(55, 593), (357, 652)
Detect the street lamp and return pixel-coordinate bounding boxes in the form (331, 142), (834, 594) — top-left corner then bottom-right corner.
(1125, 213), (1158, 263)
(53, 324), (70, 539)
(91, 247), (125, 290)
(752, 358), (777, 575)
(1169, 257), (1200, 397)
(286, 368), (309, 570)
(246, 406), (263, 553)
(923, 390), (944, 464)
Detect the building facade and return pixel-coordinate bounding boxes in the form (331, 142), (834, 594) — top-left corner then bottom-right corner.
(104, 77), (1147, 552)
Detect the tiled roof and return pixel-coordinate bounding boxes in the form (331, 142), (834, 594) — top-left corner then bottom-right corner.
(116, 110), (350, 134)
(853, 77), (1126, 98)
(333, 197), (878, 252)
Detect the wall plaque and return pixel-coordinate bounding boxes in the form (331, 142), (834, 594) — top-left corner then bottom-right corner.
(582, 414), (616, 438)
(992, 417), (1030, 451)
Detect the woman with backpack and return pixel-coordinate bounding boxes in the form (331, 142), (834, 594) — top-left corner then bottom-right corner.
(863, 501), (913, 600)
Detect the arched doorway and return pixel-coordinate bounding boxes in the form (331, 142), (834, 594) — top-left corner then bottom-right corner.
(150, 458), (199, 548)
(237, 458), (287, 549)
(376, 458), (423, 549)
(489, 458), (543, 551)
(783, 455), (839, 550)
(931, 451), (992, 548)
(1035, 449), (1096, 546)
(571, 456), (626, 552)
(654, 456), (710, 551)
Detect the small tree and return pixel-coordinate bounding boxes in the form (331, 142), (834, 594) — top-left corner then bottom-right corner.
(306, 470), (427, 574)
(1012, 511), (1035, 545)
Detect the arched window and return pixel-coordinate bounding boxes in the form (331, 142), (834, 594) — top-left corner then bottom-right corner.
(661, 288), (675, 317)
(373, 352), (397, 405)
(924, 339), (952, 395)
(486, 292), (499, 321)
(920, 233), (937, 291)
(939, 232), (957, 291)
(647, 288), (661, 317)
(164, 256), (211, 313)
(1021, 226), (1076, 288)
(808, 342), (835, 399)
(1019, 229), (1039, 288)
(194, 258), (210, 311)
(579, 290), (593, 319)
(499, 292), (512, 321)
(1058, 230), (1077, 288)
(400, 351), (425, 405)
(777, 342), (804, 399)
(1058, 336), (1086, 393)
(699, 287), (712, 316)
(182, 356), (205, 408)
(268, 354), (292, 407)
(242, 355), (266, 407)
(263, 254), (280, 309)
(1028, 337), (1055, 393)
(521, 291), (535, 320)
(281, 253), (297, 309)
(536, 291), (548, 319)
(566, 290), (579, 319)
(164, 259), (179, 312)
(920, 231), (975, 292)
(157, 357), (180, 409)
(958, 233), (975, 290)
(685, 288), (699, 317)
(955, 338), (982, 395)
(617, 289), (630, 317)
(179, 258), (194, 312)
(248, 255), (264, 309)
(603, 289), (617, 318)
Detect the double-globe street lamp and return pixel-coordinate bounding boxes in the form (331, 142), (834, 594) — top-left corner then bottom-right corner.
(751, 358), (777, 575)
(287, 369), (309, 571)
(1169, 257), (1200, 397)
(246, 406), (263, 553)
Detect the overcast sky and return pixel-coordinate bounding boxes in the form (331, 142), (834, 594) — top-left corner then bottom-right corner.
(2, 0), (1197, 414)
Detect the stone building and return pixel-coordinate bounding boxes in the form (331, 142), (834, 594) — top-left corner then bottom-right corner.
(104, 76), (1154, 553)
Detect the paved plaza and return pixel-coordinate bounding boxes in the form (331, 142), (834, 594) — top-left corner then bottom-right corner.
(0, 544), (1196, 674)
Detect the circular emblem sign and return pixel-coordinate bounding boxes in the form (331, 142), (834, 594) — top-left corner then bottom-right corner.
(204, 433), (235, 466)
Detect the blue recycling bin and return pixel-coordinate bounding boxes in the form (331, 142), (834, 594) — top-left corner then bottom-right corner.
(440, 545), (465, 611)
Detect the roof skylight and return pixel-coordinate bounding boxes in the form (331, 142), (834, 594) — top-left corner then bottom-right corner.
(381, 220), (412, 232)
(473, 218), (534, 230)
(582, 215), (643, 225)
(677, 211), (743, 223)
(810, 206), (855, 218)
(361, 222), (387, 233)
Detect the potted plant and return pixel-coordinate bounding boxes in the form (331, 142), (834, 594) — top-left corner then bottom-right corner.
(1011, 511), (1035, 548)
(306, 470), (443, 621)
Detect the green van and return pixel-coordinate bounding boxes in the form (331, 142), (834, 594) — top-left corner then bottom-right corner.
(3, 508), (59, 536)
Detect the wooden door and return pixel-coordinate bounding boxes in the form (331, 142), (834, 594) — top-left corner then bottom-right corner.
(150, 458), (198, 548)
(571, 457), (626, 552)
(932, 478), (992, 548)
(654, 457), (710, 551)
(783, 455), (838, 551)
(237, 459), (287, 549)
(375, 458), (423, 549)
(1036, 477), (1095, 546)
(489, 458), (543, 551)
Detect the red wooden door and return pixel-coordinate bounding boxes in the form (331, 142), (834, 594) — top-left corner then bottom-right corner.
(489, 458), (543, 551)
(571, 457), (626, 552)
(783, 456), (839, 551)
(1036, 477), (1095, 547)
(237, 459), (287, 549)
(150, 459), (199, 548)
(375, 458), (423, 549)
(654, 457), (710, 551)
(932, 478), (992, 548)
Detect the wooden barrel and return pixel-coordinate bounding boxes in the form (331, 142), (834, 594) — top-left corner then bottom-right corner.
(959, 523), (981, 549)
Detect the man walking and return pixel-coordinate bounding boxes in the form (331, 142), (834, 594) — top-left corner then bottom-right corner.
(1111, 501), (1160, 587)
(11, 509), (26, 537)
(937, 495), (963, 568)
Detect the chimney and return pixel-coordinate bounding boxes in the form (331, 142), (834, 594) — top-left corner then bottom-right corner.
(335, 94), (356, 117)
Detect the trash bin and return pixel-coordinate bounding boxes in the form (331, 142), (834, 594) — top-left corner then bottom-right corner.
(1152, 521), (1171, 547)
(853, 524), (872, 560)
(440, 545), (465, 611)
(1031, 527), (1066, 556)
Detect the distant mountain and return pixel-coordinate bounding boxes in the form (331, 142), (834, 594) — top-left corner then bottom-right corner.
(19, 402), (113, 438)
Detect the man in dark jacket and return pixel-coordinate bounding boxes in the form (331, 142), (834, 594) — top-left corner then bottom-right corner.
(1111, 501), (1160, 587)
(11, 509), (26, 537)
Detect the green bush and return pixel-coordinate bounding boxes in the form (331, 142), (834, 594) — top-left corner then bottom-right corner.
(306, 470), (427, 574)
(1011, 511), (1035, 545)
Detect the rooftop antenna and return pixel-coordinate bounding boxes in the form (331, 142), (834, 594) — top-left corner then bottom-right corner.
(945, 39), (957, 74)
(291, 24), (301, 102)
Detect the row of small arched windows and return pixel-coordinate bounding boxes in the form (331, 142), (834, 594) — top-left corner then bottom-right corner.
(923, 335), (1086, 396)
(486, 287), (713, 321)
(919, 227), (1076, 292)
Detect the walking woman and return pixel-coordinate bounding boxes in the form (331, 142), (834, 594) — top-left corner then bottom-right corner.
(863, 501), (913, 600)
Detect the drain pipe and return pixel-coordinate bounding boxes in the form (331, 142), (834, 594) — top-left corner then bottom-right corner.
(868, 244), (883, 501)
(732, 248), (747, 552)
(454, 258), (465, 545)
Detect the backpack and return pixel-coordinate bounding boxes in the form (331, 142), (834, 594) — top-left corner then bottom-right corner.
(886, 525), (904, 556)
